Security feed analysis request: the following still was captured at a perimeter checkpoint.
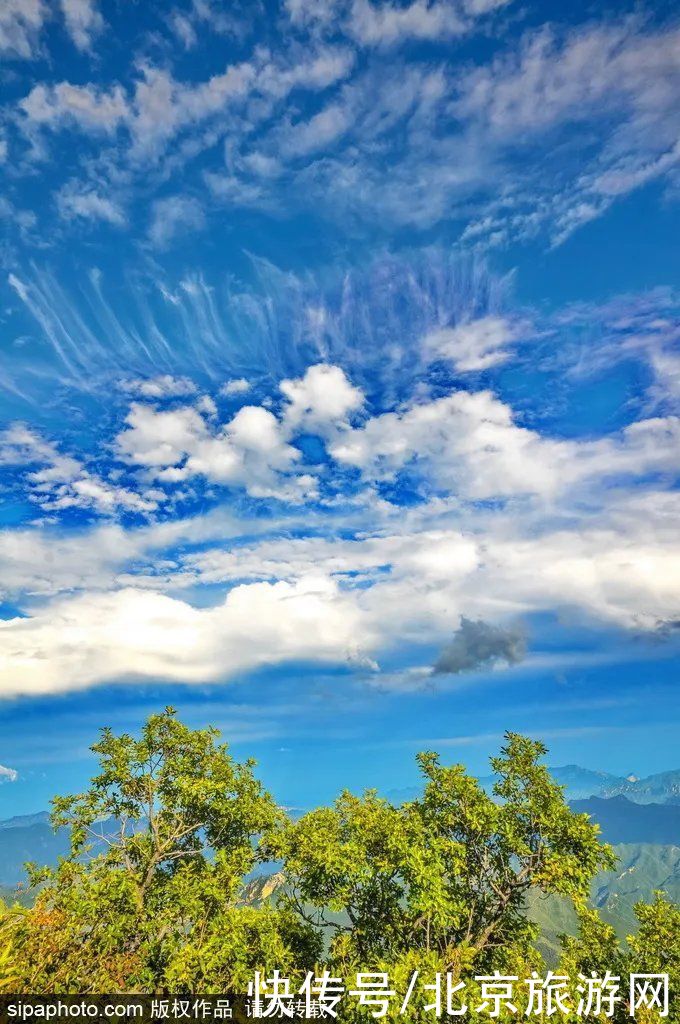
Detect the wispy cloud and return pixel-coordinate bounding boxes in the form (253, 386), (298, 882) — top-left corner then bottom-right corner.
(56, 181), (126, 226)
(147, 195), (205, 248)
(0, 763), (18, 783)
(0, 0), (46, 59)
(59, 0), (104, 51)
(8, 4), (678, 248)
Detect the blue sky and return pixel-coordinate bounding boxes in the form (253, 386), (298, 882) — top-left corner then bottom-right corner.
(0, 0), (679, 816)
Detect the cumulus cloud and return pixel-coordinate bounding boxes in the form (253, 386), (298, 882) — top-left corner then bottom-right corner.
(113, 364), (363, 500)
(329, 389), (680, 500)
(0, 577), (371, 697)
(115, 400), (315, 501)
(280, 363), (364, 436)
(221, 378), (251, 396)
(1, 340), (679, 699)
(432, 616), (526, 675)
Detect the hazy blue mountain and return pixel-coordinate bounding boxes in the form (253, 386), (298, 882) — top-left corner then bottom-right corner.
(543, 766), (628, 800)
(478, 765), (680, 804)
(0, 812), (68, 887)
(390, 765), (680, 806)
(601, 769), (680, 804)
(0, 812), (51, 830)
(572, 795), (680, 845)
(389, 764), (626, 804)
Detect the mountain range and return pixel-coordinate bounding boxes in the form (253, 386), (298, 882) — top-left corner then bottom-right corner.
(2, 764), (679, 959)
(388, 765), (680, 806)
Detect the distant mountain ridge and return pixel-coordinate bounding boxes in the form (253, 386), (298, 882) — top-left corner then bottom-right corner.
(571, 795), (680, 845)
(0, 814), (69, 887)
(486, 764), (680, 804)
(3, 763), (680, 892)
(0, 812), (50, 831)
(388, 764), (680, 806)
(2, 788), (680, 966)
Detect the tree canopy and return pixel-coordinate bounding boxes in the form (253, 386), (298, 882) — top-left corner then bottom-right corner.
(0, 710), (675, 1022)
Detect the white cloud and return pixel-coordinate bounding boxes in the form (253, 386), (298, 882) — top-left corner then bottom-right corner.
(281, 363), (364, 435)
(129, 61), (256, 159)
(2, 485), (678, 698)
(650, 349), (680, 403)
(348, 0), (467, 46)
(423, 316), (517, 372)
(449, 20), (680, 243)
(1, 340), (679, 702)
(114, 365), (363, 501)
(59, 0), (104, 51)
(262, 47), (355, 96)
(0, 509), (249, 598)
(11, 10), (680, 251)
(329, 390), (680, 499)
(0, 764), (18, 783)
(17, 44), (353, 165)
(454, 22), (680, 136)
(56, 183), (126, 226)
(0, 0), (46, 58)
(0, 577), (370, 697)
(285, 0), (340, 27)
(282, 102), (351, 157)
(130, 48), (353, 160)
(120, 375), (197, 399)
(288, 0), (513, 46)
(204, 173), (266, 208)
(221, 378), (251, 396)
(592, 141), (680, 199)
(462, 0), (511, 11)
(196, 395), (218, 418)
(116, 400), (314, 501)
(115, 404), (210, 468)
(148, 195), (205, 248)
(177, 497), (680, 637)
(20, 82), (129, 133)
(170, 11), (197, 49)
(0, 424), (158, 515)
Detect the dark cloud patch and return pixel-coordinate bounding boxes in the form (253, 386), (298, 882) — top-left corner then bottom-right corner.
(433, 617), (526, 676)
(653, 619), (680, 639)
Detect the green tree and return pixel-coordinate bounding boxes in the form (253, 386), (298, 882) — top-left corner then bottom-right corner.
(627, 894), (680, 1023)
(5, 713), (676, 1019)
(272, 734), (615, 976)
(559, 895), (678, 1024)
(9, 708), (319, 993)
(0, 897), (25, 992)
